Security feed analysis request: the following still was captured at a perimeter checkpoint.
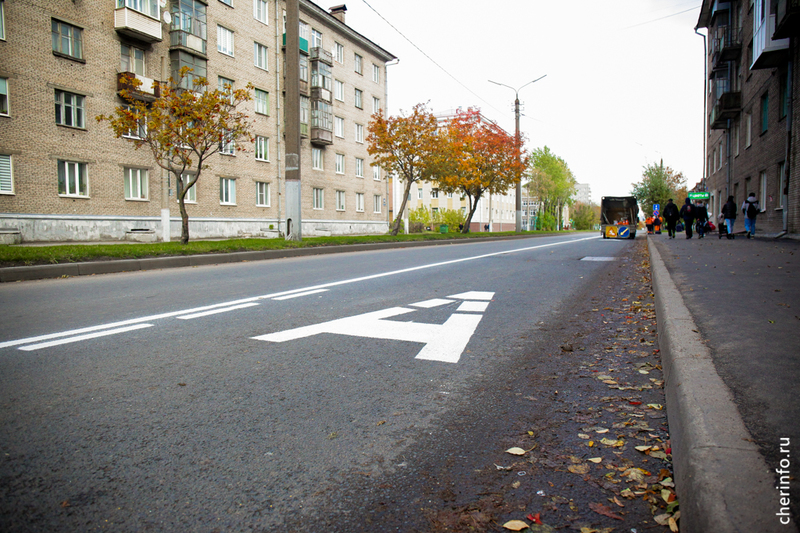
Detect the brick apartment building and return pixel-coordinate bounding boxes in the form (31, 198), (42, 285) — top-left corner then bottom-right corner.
(696, 0), (799, 235)
(0, 0), (395, 243)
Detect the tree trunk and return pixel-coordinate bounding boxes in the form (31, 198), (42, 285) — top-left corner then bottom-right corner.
(391, 178), (414, 236)
(462, 191), (482, 233)
(174, 171), (190, 244)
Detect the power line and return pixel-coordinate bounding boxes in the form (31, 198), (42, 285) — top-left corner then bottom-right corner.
(620, 5), (701, 30)
(359, 0), (505, 116)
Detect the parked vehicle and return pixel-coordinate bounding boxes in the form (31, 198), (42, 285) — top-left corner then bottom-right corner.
(600, 196), (639, 239)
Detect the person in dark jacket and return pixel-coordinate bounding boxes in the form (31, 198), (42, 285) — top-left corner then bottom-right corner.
(679, 198), (696, 238)
(662, 199), (680, 239)
(721, 195), (737, 239)
(694, 200), (709, 238)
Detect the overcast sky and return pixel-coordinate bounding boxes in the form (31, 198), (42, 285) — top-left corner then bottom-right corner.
(340, 0), (706, 204)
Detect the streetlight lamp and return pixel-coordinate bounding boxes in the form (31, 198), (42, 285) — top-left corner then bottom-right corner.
(488, 75), (546, 232)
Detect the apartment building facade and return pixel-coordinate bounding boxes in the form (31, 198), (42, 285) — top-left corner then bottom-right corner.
(0, 0), (395, 243)
(696, 0), (798, 235)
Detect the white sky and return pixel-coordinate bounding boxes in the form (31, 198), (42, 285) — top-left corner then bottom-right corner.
(341, 0), (706, 204)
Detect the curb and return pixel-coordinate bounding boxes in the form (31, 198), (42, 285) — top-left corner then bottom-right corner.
(647, 237), (796, 533)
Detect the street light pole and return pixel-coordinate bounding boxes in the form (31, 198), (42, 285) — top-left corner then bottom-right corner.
(488, 75), (546, 232)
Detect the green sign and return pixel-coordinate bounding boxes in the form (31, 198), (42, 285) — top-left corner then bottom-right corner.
(688, 192), (710, 200)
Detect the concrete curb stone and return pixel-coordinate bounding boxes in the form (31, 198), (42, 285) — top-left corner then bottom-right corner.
(648, 237), (796, 533)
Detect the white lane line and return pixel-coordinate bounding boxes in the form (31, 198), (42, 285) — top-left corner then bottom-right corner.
(177, 302), (260, 320)
(272, 289), (329, 301)
(410, 298), (455, 308)
(1, 235), (600, 350)
(448, 291), (495, 301)
(581, 256), (617, 261)
(457, 301), (490, 313)
(18, 324), (154, 351)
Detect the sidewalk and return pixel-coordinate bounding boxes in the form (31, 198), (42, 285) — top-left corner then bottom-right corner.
(648, 233), (799, 533)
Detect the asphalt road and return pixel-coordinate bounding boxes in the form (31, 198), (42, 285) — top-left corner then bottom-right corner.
(0, 233), (654, 532)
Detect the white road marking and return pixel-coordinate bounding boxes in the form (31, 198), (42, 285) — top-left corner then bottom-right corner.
(457, 301), (490, 313)
(410, 298), (455, 308)
(1, 236), (599, 350)
(448, 291), (495, 300)
(177, 302), (260, 320)
(18, 324), (154, 351)
(272, 289), (329, 301)
(581, 256), (617, 261)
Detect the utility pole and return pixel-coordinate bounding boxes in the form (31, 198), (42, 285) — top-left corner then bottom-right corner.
(489, 75), (546, 232)
(284, 0), (302, 240)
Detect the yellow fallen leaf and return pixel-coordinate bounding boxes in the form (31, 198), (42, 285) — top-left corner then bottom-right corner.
(635, 445), (653, 452)
(512, 481), (521, 489)
(588, 440), (594, 447)
(588, 457), (603, 463)
(578, 433), (591, 439)
(595, 428), (609, 434)
(668, 517), (679, 532)
(601, 438), (624, 447)
(654, 513), (671, 526)
(647, 403), (663, 410)
(650, 450), (668, 460)
(568, 463), (591, 474)
(506, 447), (526, 456)
(503, 519), (529, 531)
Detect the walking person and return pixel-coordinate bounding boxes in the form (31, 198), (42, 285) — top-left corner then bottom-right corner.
(694, 200), (709, 239)
(663, 199), (680, 239)
(722, 195), (737, 239)
(679, 198), (696, 239)
(741, 193), (760, 238)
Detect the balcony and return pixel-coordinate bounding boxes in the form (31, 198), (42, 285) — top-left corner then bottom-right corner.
(751, 14), (789, 69)
(709, 78), (741, 130)
(774, 0), (800, 39)
(711, 26), (742, 67)
(709, 0), (731, 24)
(117, 72), (161, 101)
(282, 34), (309, 55)
(114, 5), (162, 43)
(310, 47), (333, 65)
(310, 127), (333, 145)
(170, 29), (207, 55)
(310, 86), (331, 102)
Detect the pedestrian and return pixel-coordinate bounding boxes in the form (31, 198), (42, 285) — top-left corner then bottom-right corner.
(679, 198), (696, 238)
(646, 216), (654, 234)
(662, 199), (680, 239)
(694, 200), (709, 239)
(484, 224), (489, 232)
(654, 215), (662, 234)
(741, 193), (760, 238)
(722, 195), (737, 239)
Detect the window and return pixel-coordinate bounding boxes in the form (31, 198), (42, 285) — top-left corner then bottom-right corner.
(356, 192), (364, 212)
(217, 25), (234, 56)
(733, 120), (740, 156)
(55, 90), (85, 128)
(255, 135), (269, 161)
(779, 72), (788, 120)
(335, 153), (345, 174)
(218, 76), (234, 93)
(778, 161), (786, 208)
(759, 170), (767, 211)
(418, 187), (423, 199)
(0, 77), (7, 115)
(299, 55), (308, 82)
(254, 0), (268, 24)
(431, 188), (439, 199)
(220, 177), (236, 204)
(718, 140), (723, 170)
(447, 192), (453, 198)
(255, 89), (269, 115)
(124, 167), (148, 200)
(219, 0), (232, 5)
(374, 195), (382, 213)
(57, 160), (88, 197)
(0, 1), (5, 41)
(254, 42), (268, 70)
(52, 20), (83, 60)
(121, 106), (147, 139)
(334, 80), (344, 101)
(311, 29), (322, 48)
(372, 64), (380, 83)
(256, 181), (270, 206)
(354, 88), (363, 109)
(220, 132), (235, 155)
(171, 51), (207, 89)
(0, 154), (13, 194)
(313, 187), (324, 209)
(118, 0), (160, 17)
(745, 113), (752, 147)
(335, 42), (344, 63)
(372, 166), (380, 181)
(311, 60), (332, 91)
(121, 44), (145, 76)
(170, 0), (207, 55)
(299, 20), (309, 43)
(355, 157), (364, 178)
(336, 190), (345, 211)
(181, 174), (196, 202)
(334, 116), (344, 138)
(300, 95), (309, 136)
(312, 147), (323, 170)
(760, 92), (769, 133)
(355, 123), (364, 143)
(372, 96), (380, 113)
(354, 53), (362, 74)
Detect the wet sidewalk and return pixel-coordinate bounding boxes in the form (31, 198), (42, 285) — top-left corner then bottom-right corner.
(648, 233), (799, 532)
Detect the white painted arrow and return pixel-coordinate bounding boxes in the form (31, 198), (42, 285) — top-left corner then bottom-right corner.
(252, 293), (493, 364)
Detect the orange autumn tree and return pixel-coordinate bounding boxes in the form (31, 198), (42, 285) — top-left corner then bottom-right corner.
(97, 68), (253, 244)
(437, 108), (527, 233)
(368, 103), (445, 235)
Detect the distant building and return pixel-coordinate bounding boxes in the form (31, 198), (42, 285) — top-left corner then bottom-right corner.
(0, 0), (395, 243)
(573, 183), (592, 205)
(696, 0), (798, 234)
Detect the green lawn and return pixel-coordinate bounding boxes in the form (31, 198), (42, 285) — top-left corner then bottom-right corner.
(0, 231), (570, 267)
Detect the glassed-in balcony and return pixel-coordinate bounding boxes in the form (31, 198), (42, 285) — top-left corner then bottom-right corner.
(751, 13), (789, 69)
(114, 0), (162, 42)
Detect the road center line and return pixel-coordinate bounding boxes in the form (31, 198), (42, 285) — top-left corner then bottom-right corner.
(177, 302), (260, 320)
(272, 289), (329, 300)
(1, 235), (600, 350)
(18, 324), (154, 351)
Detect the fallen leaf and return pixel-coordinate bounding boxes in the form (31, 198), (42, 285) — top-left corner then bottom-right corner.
(601, 438), (624, 447)
(589, 502), (624, 520)
(578, 433), (591, 439)
(649, 450), (668, 460)
(654, 513), (671, 526)
(595, 428), (609, 434)
(503, 520), (529, 531)
(568, 464), (591, 475)
(506, 447), (526, 456)
(669, 517), (679, 532)
(588, 457), (603, 463)
(635, 445), (653, 452)
(512, 481), (521, 489)
(647, 403), (663, 410)
(526, 512), (543, 525)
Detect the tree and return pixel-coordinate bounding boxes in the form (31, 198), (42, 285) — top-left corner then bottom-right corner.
(98, 69), (253, 244)
(368, 104), (444, 236)
(527, 146), (576, 230)
(631, 161), (687, 216)
(436, 108), (526, 233)
(572, 202), (597, 230)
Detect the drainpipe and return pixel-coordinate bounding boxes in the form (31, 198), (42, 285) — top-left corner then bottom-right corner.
(695, 28), (708, 193)
(777, 41), (792, 238)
